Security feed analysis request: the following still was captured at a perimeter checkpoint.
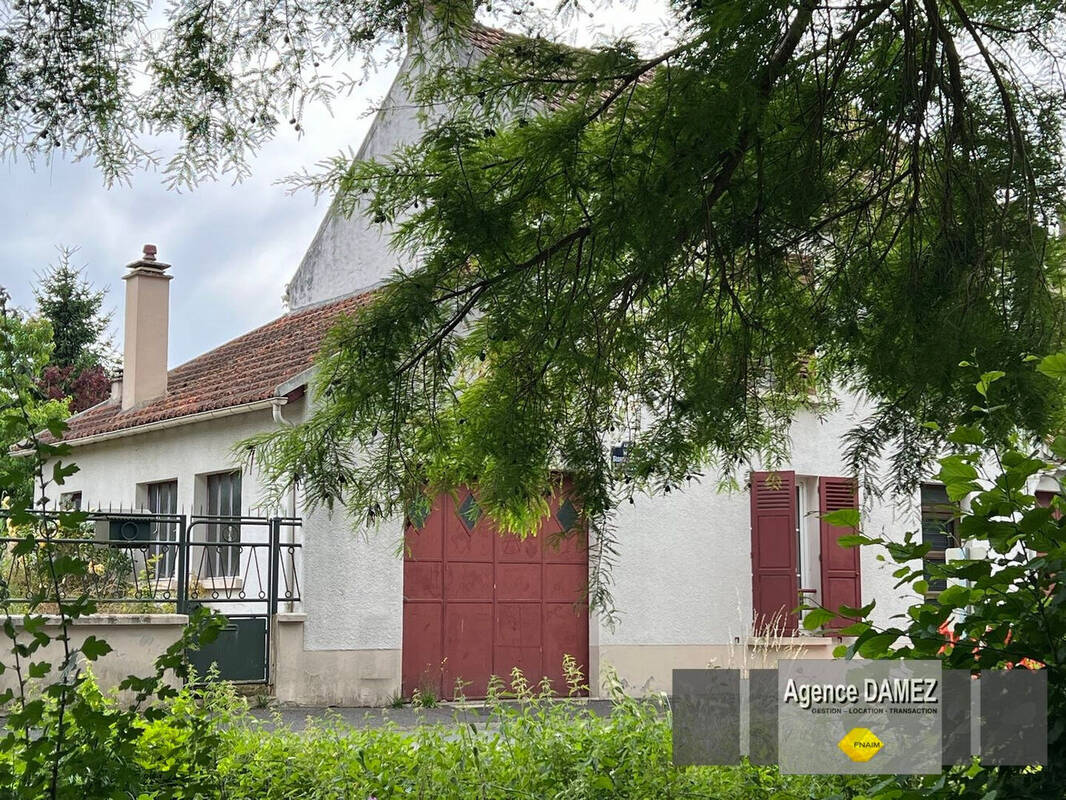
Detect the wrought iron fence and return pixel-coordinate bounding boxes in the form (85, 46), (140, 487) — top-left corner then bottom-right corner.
(0, 511), (301, 614)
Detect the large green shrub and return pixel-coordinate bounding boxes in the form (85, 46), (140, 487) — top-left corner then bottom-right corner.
(805, 358), (1066, 798)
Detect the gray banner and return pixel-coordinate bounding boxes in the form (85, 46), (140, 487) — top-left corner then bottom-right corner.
(777, 660), (942, 774)
(941, 670), (971, 765)
(981, 670), (1047, 766)
(672, 669), (740, 765)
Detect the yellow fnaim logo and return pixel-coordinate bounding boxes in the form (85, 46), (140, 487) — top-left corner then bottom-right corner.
(838, 727), (884, 762)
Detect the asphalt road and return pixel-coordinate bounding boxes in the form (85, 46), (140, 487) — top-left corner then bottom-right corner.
(246, 699), (620, 731)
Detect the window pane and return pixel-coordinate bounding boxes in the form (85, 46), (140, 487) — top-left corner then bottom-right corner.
(205, 472), (241, 577)
(146, 480), (177, 578)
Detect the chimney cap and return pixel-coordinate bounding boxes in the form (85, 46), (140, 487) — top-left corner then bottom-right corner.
(126, 244), (170, 272)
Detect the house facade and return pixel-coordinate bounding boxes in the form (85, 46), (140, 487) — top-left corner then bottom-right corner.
(45, 27), (937, 706)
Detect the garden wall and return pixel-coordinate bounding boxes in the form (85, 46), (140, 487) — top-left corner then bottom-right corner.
(0, 614), (188, 699)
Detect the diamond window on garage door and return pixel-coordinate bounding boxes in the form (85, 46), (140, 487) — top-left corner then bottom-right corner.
(458, 493), (481, 530)
(556, 498), (579, 531)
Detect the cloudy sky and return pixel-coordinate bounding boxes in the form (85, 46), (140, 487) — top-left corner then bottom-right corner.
(0, 70), (395, 367)
(0, 4), (668, 367)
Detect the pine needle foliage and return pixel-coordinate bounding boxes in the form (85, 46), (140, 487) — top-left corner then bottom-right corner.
(5, 0), (1066, 590)
(246, 3), (1066, 563)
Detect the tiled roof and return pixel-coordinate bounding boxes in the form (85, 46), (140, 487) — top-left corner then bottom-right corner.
(54, 292), (375, 443)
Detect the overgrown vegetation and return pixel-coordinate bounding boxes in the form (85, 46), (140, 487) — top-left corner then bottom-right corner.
(0, 667), (876, 800)
(0, 516), (179, 614)
(0, 291), (226, 799)
(802, 357), (1066, 797)
(0, 306), (68, 506)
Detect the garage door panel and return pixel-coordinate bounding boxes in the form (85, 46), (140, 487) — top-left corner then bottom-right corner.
(401, 602), (442, 697)
(495, 602), (541, 645)
(544, 563), (586, 601)
(405, 515), (443, 562)
(495, 603), (542, 689)
(404, 562), (442, 600)
(446, 525), (494, 562)
(444, 602), (493, 699)
(444, 562), (493, 600)
(543, 530), (588, 564)
(496, 563), (541, 600)
(494, 645), (542, 688)
(404, 485), (589, 701)
(496, 532), (541, 562)
(543, 601), (590, 695)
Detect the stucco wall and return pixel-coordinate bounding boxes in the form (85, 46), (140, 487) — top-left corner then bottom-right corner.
(284, 41), (485, 310)
(0, 615), (187, 701)
(299, 508), (404, 651)
(273, 614), (400, 705)
(598, 393), (915, 658)
(52, 403), (304, 514)
(47, 388), (924, 705)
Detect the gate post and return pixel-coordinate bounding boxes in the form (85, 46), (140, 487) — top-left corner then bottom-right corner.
(176, 514), (189, 614)
(268, 517), (281, 615)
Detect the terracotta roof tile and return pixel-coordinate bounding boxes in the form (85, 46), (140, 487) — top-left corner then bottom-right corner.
(54, 292), (375, 443)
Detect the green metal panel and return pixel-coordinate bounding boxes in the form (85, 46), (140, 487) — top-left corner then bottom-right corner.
(187, 615), (267, 682)
(106, 517), (152, 543)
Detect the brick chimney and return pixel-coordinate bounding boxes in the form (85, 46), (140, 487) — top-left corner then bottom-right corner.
(121, 245), (171, 410)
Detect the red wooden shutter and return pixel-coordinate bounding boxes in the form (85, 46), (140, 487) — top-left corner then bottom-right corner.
(750, 471), (798, 635)
(819, 477), (860, 628)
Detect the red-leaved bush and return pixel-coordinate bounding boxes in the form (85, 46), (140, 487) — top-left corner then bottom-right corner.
(39, 365), (110, 412)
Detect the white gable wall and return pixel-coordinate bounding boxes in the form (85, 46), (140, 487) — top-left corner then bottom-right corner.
(283, 54), (422, 309)
(284, 41), (486, 310)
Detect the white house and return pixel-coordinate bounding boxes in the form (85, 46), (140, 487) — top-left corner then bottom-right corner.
(44, 24), (940, 706)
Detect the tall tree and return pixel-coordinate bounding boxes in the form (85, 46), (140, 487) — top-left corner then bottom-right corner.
(34, 248), (113, 412)
(3, 1), (1066, 537)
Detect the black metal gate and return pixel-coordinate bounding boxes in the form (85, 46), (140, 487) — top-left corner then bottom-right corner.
(0, 511), (302, 685)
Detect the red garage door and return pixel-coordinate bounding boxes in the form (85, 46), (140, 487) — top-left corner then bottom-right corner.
(402, 487), (589, 700)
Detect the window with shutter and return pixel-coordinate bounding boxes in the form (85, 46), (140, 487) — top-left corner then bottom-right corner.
(920, 484), (957, 596)
(818, 476), (860, 628)
(750, 470), (798, 635)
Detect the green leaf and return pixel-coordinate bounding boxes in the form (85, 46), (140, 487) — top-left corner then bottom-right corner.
(1050, 435), (1066, 460)
(802, 608), (835, 630)
(836, 534), (874, 547)
(855, 630), (902, 657)
(938, 456), (978, 484)
(976, 371), (1005, 397)
(947, 425), (985, 446)
(80, 635), (112, 661)
(836, 622), (871, 636)
(1036, 352), (1066, 380)
(936, 585), (971, 608)
(822, 508), (860, 529)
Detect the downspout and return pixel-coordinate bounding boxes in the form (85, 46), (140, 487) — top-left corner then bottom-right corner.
(270, 396), (297, 612)
(271, 396), (291, 427)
